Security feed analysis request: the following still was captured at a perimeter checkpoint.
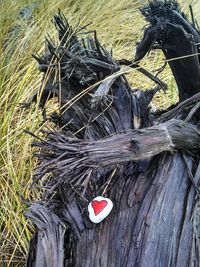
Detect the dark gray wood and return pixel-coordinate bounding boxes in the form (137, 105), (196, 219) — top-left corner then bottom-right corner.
(75, 155), (200, 267)
(135, 1), (200, 101)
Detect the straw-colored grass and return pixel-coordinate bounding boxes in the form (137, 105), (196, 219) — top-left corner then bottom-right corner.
(0, 0), (199, 265)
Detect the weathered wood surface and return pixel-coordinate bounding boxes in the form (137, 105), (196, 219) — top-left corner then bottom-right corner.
(32, 118), (200, 171)
(75, 155), (200, 267)
(135, 1), (200, 101)
(25, 1), (200, 267)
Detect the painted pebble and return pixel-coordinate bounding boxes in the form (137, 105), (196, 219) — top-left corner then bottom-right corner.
(88, 196), (113, 224)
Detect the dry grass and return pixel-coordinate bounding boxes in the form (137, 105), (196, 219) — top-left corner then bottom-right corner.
(0, 0), (199, 265)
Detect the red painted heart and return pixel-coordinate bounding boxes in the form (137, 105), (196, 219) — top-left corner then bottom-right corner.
(92, 200), (108, 215)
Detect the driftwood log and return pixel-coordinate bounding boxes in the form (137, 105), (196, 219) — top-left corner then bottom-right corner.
(25, 1), (200, 266)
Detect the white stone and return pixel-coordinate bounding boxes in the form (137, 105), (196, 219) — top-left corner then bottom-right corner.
(88, 196), (113, 224)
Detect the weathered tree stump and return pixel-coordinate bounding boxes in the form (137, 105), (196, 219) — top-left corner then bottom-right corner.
(25, 1), (200, 266)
